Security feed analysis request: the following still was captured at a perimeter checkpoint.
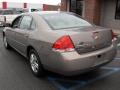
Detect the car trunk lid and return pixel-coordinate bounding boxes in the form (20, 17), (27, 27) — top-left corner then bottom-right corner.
(68, 27), (112, 54)
(53, 26), (112, 53)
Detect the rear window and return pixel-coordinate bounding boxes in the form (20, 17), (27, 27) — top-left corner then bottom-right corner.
(42, 13), (92, 30)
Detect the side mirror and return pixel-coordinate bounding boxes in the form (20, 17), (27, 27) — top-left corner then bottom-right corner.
(4, 23), (11, 27)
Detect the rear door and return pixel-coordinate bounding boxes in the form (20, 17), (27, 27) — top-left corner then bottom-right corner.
(14, 15), (33, 55)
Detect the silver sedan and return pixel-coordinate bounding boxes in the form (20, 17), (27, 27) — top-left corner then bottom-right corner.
(3, 11), (117, 77)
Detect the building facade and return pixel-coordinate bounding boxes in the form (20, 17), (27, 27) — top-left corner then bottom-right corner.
(61, 0), (120, 30)
(0, 2), (59, 11)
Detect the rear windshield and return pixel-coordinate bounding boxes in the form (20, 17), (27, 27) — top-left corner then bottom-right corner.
(42, 13), (92, 30)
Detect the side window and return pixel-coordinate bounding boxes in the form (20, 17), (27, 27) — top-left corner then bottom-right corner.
(30, 20), (36, 30)
(12, 16), (22, 28)
(19, 16), (32, 30)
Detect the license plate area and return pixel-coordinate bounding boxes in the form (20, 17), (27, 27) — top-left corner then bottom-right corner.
(93, 53), (108, 66)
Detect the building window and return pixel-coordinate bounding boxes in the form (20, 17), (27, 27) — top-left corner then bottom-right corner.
(70, 0), (77, 13)
(115, 0), (120, 19)
(70, 0), (84, 16)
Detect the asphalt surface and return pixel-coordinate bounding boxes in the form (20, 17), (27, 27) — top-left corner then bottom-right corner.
(0, 27), (120, 90)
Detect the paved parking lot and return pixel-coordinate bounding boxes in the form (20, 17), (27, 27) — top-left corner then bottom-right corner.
(0, 27), (120, 90)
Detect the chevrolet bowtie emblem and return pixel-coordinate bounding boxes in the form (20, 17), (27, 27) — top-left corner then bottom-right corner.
(92, 32), (99, 40)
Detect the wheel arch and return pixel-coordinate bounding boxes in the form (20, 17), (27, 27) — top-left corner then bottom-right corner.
(27, 45), (45, 77)
(26, 45), (42, 60)
(26, 45), (35, 58)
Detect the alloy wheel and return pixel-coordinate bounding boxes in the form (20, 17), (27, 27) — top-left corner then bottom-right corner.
(30, 53), (39, 73)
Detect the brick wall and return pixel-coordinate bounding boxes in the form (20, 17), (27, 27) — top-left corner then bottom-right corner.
(61, 0), (67, 11)
(2, 2), (7, 9)
(84, 0), (101, 25)
(61, 0), (101, 25)
(43, 4), (60, 11)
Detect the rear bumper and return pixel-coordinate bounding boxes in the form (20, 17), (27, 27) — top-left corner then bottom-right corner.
(44, 44), (116, 76)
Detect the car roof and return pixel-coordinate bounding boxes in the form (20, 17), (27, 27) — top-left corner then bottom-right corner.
(21, 11), (68, 15)
(19, 11), (84, 20)
(31, 11), (62, 14)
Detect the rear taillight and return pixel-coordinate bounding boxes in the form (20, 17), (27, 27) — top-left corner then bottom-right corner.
(52, 35), (75, 52)
(111, 30), (117, 39)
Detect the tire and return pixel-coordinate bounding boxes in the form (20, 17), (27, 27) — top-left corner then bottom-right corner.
(3, 36), (11, 49)
(29, 49), (45, 77)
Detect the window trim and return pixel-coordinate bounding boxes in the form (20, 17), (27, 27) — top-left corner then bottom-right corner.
(19, 15), (34, 30)
(29, 19), (37, 30)
(11, 16), (23, 28)
(12, 15), (37, 31)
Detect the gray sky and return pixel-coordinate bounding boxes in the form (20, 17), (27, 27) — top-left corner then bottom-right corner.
(0, 0), (61, 5)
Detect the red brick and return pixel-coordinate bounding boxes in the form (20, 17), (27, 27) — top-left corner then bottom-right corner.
(84, 0), (101, 25)
(61, 0), (67, 11)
